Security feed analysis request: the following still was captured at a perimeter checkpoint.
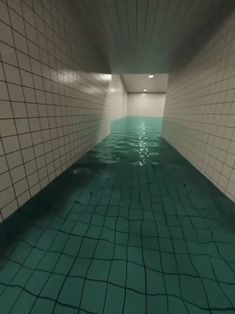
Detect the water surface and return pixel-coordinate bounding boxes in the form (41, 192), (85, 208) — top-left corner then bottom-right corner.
(0, 117), (235, 314)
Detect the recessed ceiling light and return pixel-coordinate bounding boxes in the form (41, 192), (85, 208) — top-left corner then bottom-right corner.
(144, 89), (147, 92)
(148, 75), (154, 78)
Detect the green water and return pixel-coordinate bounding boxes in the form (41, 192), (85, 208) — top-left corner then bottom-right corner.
(0, 117), (235, 314)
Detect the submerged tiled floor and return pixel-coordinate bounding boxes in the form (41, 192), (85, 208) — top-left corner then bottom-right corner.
(0, 117), (235, 314)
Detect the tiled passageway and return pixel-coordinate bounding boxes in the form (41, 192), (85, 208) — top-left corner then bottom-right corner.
(0, 117), (235, 314)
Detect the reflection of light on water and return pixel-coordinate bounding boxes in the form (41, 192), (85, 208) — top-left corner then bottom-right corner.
(138, 122), (149, 166)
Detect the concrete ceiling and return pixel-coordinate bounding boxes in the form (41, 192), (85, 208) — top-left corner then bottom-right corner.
(73, 0), (234, 73)
(122, 74), (168, 93)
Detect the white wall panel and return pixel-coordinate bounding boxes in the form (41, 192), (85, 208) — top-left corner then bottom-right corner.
(106, 75), (127, 121)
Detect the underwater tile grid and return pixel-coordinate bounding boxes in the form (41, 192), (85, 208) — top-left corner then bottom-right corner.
(0, 117), (235, 314)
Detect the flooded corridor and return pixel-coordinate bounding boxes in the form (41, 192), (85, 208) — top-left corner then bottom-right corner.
(0, 117), (235, 314)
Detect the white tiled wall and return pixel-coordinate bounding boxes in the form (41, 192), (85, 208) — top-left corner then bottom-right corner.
(127, 93), (166, 117)
(162, 11), (235, 202)
(0, 0), (112, 221)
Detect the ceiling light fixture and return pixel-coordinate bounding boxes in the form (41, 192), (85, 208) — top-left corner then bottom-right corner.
(148, 75), (154, 78)
(144, 89), (147, 92)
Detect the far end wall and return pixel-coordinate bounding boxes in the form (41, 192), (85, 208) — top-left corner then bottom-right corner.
(127, 93), (166, 117)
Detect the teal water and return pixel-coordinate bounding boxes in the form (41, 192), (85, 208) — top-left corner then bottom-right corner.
(0, 117), (235, 314)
